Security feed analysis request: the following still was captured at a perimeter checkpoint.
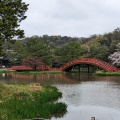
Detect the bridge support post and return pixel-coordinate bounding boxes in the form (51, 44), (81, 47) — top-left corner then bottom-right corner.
(78, 65), (80, 73)
(88, 64), (89, 73)
(81, 64), (83, 71)
(72, 66), (75, 73)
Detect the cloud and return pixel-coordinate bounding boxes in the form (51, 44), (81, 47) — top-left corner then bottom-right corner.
(21, 0), (120, 37)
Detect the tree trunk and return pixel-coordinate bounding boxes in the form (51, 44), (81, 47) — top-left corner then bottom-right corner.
(33, 66), (37, 71)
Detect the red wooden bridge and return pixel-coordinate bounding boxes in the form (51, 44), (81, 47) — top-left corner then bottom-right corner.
(11, 65), (50, 71)
(60, 58), (117, 72)
(11, 58), (117, 72)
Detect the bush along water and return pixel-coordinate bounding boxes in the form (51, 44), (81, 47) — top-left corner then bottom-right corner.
(94, 70), (120, 76)
(0, 83), (67, 120)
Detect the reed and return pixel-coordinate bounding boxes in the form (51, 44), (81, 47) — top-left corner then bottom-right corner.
(0, 83), (67, 120)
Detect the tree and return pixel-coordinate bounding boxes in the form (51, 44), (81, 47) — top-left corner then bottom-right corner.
(54, 42), (82, 66)
(22, 56), (44, 71)
(108, 43), (120, 67)
(2, 41), (13, 59)
(89, 42), (109, 61)
(24, 37), (52, 65)
(0, 0), (29, 42)
(11, 40), (28, 64)
(12, 37), (52, 66)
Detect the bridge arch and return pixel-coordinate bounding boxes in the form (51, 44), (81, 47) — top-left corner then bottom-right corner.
(60, 58), (117, 72)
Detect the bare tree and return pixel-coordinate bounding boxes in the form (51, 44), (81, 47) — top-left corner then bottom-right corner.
(22, 56), (44, 71)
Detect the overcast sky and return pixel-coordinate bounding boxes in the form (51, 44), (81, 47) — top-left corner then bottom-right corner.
(21, 0), (120, 38)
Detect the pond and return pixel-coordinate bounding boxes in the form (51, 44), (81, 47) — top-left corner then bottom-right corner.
(0, 72), (120, 120)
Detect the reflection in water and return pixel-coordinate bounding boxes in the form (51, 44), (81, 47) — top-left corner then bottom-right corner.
(1, 72), (118, 84)
(0, 73), (120, 120)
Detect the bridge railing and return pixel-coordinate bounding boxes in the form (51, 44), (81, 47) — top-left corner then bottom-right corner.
(60, 58), (117, 72)
(12, 65), (50, 71)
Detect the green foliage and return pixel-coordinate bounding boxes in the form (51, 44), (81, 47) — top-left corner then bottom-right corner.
(54, 41), (82, 66)
(95, 71), (120, 76)
(25, 37), (52, 65)
(0, 83), (67, 120)
(0, 0), (29, 41)
(11, 40), (27, 64)
(0, 69), (13, 73)
(12, 37), (52, 65)
(41, 35), (79, 47)
(15, 71), (64, 75)
(89, 42), (109, 61)
(2, 28), (120, 66)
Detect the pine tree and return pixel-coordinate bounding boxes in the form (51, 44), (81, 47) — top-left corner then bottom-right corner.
(0, 0), (29, 41)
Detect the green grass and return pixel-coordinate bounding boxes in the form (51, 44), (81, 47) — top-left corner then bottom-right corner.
(70, 68), (94, 73)
(0, 69), (14, 73)
(15, 71), (64, 75)
(94, 71), (120, 76)
(0, 83), (67, 120)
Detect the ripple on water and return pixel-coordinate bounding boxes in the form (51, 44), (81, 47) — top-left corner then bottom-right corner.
(53, 80), (120, 120)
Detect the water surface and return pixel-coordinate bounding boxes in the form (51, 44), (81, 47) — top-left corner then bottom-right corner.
(0, 73), (120, 120)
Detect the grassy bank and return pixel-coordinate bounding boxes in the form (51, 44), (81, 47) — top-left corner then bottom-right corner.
(15, 71), (64, 75)
(94, 71), (120, 76)
(0, 83), (67, 120)
(0, 69), (14, 73)
(69, 68), (94, 73)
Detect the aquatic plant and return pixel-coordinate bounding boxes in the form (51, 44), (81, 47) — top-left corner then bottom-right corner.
(0, 83), (67, 120)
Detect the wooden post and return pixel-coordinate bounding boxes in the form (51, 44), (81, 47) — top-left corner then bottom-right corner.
(92, 65), (95, 72)
(82, 64), (83, 72)
(78, 65), (80, 73)
(73, 66), (75, 73)
(88, 64), (89, 73)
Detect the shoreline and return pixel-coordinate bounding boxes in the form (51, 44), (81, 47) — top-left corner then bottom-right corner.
(0, 83), (67, 120)
(94, 71), (120, 76)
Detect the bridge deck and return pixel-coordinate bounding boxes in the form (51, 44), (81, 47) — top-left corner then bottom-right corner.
(60, 58), (117, 72)
(11, 58), (117, 72)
